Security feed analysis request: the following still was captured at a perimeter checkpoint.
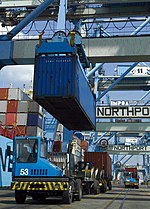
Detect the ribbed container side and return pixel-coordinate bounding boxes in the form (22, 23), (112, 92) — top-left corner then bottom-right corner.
(0, 101), (7, 113)
(26, 126), (42, 136)
(0, 88), (8, 100)
(7, 100), (18, 113)
(17, 101), (29, 113)
(84, 152), (112, 178)
(27, 113), (43, 128)
(33, 55), (96, 131)
(0, 114), (6, 125)
(16, 125), (26, 136)
(5, 113), (17, 126)
(28, 101), (44, 115)
(17, 113), (28, 125)
(0, 135), (12, 187)
(8, 88), (24, 100)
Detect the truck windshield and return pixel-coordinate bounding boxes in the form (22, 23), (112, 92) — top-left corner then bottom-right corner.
(16, 138), (38, 163)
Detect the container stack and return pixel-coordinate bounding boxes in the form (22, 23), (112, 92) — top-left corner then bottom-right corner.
(0, 88), (45, 139)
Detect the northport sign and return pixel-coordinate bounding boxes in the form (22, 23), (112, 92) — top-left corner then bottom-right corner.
(106, 145), (150, 155)
(96, 106), (150, 118)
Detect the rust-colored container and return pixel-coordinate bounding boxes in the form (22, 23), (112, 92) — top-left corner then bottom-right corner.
(0, 88), (8, 100)
(5, 113), (17, 126)
(16, 125), (26, 136)
(53, 141), (62, 152)
(84, 152), (112, 178)
(7, 100), (18, 113)
(125, 167), (138, 178)
(81, 140), (88, 151)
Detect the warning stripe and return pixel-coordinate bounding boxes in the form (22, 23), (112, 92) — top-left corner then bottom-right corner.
(11, 181), (69, 191)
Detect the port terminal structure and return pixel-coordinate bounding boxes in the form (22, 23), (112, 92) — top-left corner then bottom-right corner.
(1, 0), (150, 180)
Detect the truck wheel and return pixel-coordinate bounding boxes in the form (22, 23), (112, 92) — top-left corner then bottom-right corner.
(63, 188), (73, 204)
(75, 179), (82, 201)
(100, 186), (105, 193)
(15, 190), (26, 204)
(108, 181), (112, 190)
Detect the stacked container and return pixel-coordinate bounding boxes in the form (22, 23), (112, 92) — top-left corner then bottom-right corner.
(0, 88), (45, 139)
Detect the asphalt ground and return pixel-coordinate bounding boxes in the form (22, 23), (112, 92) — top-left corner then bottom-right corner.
(0, 185), (150, 209)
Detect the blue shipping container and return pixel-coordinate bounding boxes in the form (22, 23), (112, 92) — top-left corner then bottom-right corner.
(27, 113), (43, 128)
(33, 55), (96, 130)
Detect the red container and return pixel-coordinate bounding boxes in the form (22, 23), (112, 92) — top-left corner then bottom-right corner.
(0, 88), (8, 100)
(53, 141), (62, 152)
(16, 125), (26, 136)
(125, 167), (138, 178)
(84, 152), (112, 178)
(7, 100), (18, 113)
(6, 113), (17, 126)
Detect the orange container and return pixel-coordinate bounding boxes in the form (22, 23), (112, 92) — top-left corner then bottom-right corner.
(0, 88), (8, 100)
(7, 100), (18, 113)
(84, 152), (112, 179)
(6, 113), (17, 126)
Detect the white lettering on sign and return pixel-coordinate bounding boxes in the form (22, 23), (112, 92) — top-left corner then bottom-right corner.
(112, 145), (147, 151)
(110, 100), (145, 106)
(96, 106), (150, 118)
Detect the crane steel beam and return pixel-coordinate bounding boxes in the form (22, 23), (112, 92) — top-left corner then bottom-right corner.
(0, 0), (55, 40)
(96, 62), (138, 101)
(1, 2), (150, 25)
(131, 17), (150, 36)
(86, 63), (104, 78)
(96, 122), (150, 132)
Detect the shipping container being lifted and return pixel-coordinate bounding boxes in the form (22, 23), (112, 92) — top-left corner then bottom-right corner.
(33, 31), (96, 131)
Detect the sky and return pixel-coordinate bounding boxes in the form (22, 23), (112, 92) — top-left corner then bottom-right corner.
(0, 65), (34, 90)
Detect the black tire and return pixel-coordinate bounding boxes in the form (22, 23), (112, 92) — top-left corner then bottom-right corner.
(75, 179), (82, 201)
(104, 181), (107, 192)
(100, 186), (105, 193)
(15, 190), (26, 204)
(100, 181), (107, 193)
(63, 188), (73, 204)
(108, 181), (112, 190)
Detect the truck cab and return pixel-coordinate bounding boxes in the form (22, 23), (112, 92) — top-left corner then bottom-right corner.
(12, 136), (63, 177)
(124, 168), (139, 189)
(11, 136), (82, 204)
